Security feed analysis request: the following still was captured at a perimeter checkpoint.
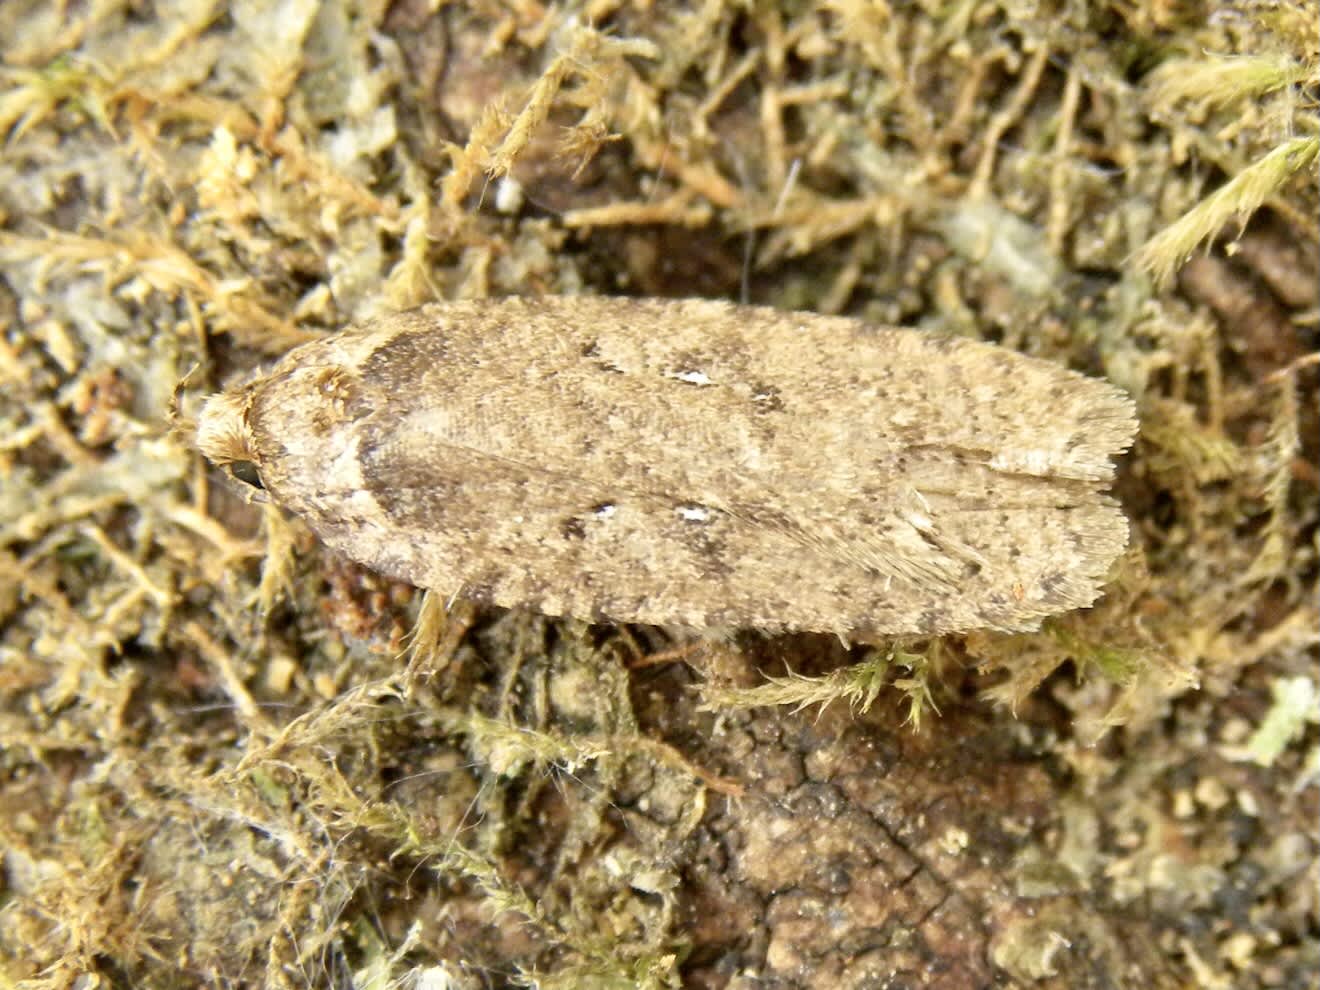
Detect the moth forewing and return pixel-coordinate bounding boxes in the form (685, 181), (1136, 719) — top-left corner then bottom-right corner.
(195, 297), (1137, 637)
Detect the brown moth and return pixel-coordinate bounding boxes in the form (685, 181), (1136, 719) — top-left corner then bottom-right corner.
(196, 296), (1137, 638)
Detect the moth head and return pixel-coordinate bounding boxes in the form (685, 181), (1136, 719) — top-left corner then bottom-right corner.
(196, 389), (265, 492)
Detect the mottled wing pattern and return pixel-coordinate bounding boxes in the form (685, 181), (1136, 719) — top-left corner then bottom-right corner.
(226, 297), (1136, 637)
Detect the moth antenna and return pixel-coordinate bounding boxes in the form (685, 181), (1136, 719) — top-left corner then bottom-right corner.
(167, 364), (201, 445)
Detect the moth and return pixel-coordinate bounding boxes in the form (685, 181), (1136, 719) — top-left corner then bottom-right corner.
(196, 296), (1137, 638)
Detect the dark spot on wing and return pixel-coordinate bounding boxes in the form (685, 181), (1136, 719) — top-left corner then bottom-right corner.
(749, 382), (785, 413)
(687, 529), (734, 579)
(918, 606), (947, 632)
(360, 329), (451, 390)
(461, 579), (498, 604)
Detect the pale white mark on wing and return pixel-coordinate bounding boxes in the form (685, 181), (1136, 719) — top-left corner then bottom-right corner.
(991, 449), (1058, 474)
(907, 512), (934, 531)
(668, 369), (714, 386)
